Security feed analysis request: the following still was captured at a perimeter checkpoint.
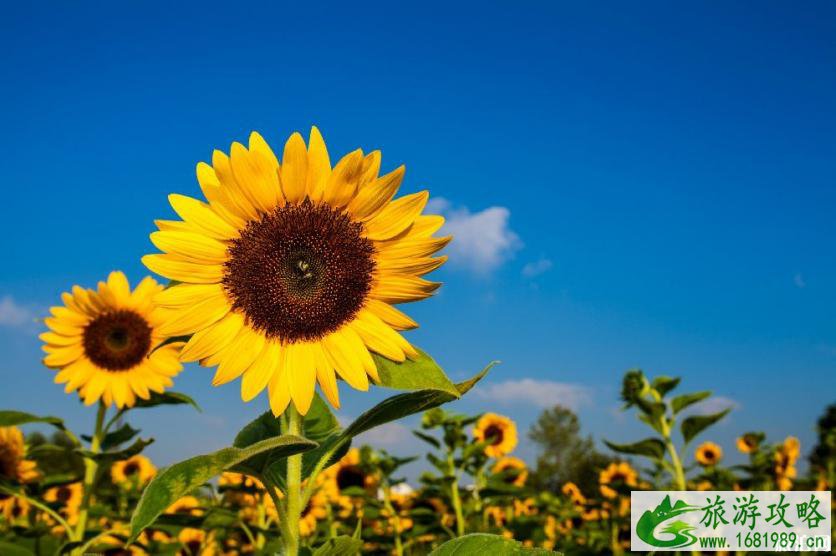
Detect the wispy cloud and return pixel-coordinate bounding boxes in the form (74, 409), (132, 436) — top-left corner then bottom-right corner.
(476, 378), (591, 411)
(427, 197), (521, 274)
(0, 296), (37, 329)
(522, 258), (553, 278)
(793, 273), (806, 288)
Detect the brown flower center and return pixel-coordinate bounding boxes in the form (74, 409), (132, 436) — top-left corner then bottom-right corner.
(83, 310), (152, 371)
(123, 462), (140, 476)
(336, 465), (366, 491)
(223, 201), (375, 342)
(484, 425), (505, 446)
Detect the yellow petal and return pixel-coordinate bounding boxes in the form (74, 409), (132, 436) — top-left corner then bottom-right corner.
(44, 316), (84, 336)
(312, 343), (340, 408)
(323, 149), (363, 208)
(376, 236), (452, 259)
(142, 254), (224, 284)
(370, 275), (441, 304)
(106, 271), (132, 302)
(280, 132), (308, 203)
(150, 231), (229, 264)
(268, 351), (292, 416)
(44, 344), (84, 367)
(238, 341), (274, 401)
(306, 126), (331, 202)
(213, 326), (266, 387)
(40, 331), (80, 347)
(156, 293), (230, 337)
(350, 310), (406, 362)
(168, 194), (239, 240)
(376, 255), (447, 276)
(155, 219), (195, 233)
(286, 342), (316, 415)
(364, 299), (418, 331)
(212, 149), (259, 221)
(348, 165), (404, 221)
(363, 191), (429, 241)
(155, 283), (225, 308)
(179, 311), (244, 362)
(323, 329), (369, 391)
(197, 161), (249, 227)
(249, 131), (279, 170)
(230, 142), (280, 214)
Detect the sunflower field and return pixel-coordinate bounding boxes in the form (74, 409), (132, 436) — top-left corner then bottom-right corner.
(0, 129), (833, 556)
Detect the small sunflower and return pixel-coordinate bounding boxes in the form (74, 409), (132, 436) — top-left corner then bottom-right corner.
(41, 271), (185, 408)
(473, 413), (518, 458)
(166, 495), (204, 516)
(44, 482), (83, 523)
(695, 441), (723, 467)
(111, 454), (157, 486)
(491, 456), (528, 487)
(0, 426), (39, 484)
(178, 528), (216, 556)
(323, 448), (378, 498)
(599, 461), (638, 499)
(774, 436), (800, 490)
(513, 498), (537, 517)
(0, 495), (30, 523)
(143, 128), (449, 415)
(561, 481), (587, 506)
(736, 433), (760, 454)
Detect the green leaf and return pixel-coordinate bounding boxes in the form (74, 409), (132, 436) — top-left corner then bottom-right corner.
(0, 410), (65, 430)
(0, 542), (35, 556)
(313, 536), (363, 556)
(78, 438), (154, 462)
(651, 376), (681, 397)
(149, 334), (192, 355)
(671, 391), (711, 414)
(128, 434), (316, 541)
(430, 533), (559, 555)
(604, 438), (667, 460)
(412, 430), (441, 449)
(681, 409), (730, 444)
(131, 391), (201, 412)
(101, 423), (141, 450)
(233, 395), (349, 488)
(372, 348), (459, 397)
(342, 363), (493, 441)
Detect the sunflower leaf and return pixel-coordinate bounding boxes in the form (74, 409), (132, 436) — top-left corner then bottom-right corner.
(0, 410), (66, 431)
(681, 409), (731, 445)
(232, 395), (349, 488)
(131, 391), (201, 412)
(313, 535), (363, 555)
(671, 391), (711, 414)
(101, 423), (141, 450)
(149, 335), (192, 355)
(430, 533), (559, 555)
(372, 348), (460, 397)
(78, 437), (154, 462)
(603, 438), (667, 460)
(129, 434), (316, 542)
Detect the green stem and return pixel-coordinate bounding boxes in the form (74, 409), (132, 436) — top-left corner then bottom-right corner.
(382, 484), (404, 556)
(284, 405), (303, 556)
(0, 487), (74, 539)
(73, 402), (107, 553)
(447, 452), (465, 537)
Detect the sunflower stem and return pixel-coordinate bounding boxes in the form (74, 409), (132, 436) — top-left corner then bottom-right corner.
(284, 405), (303, 556)
(73, 402), (107, 554)
(447, 452), (466, 537)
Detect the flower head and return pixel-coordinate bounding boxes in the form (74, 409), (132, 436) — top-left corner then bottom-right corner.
(473, 413), (518, 458)
(144, 128), (449, 415)
(111, 454), (157, 486)
(491, 456), (528, 487)
(599, 461), (638, 499)
(44, 482), (83, 523)
(40, 272), (184, 408)
(0, 426), (39, 484)
(736, 433), (761, 454)
(695, 441), (723, 467)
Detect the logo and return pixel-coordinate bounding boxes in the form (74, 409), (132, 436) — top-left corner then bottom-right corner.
(636, 495), (699, 548)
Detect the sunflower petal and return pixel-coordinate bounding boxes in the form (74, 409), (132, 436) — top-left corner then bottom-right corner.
(323, 149), (363, 208)
(179, 311), (244, 362)
(363, 191), (429, 241)
(348, 165), (404, 221)
(280, 132), (308, 203)
(168, 194), (239, 240)
(306, 126), (331, 202)
(142, 254), (224, 284)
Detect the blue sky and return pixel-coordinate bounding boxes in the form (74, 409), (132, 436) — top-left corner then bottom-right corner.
(1, 2), (834, 476)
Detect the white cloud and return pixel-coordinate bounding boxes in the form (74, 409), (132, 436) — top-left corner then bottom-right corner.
(428, 197), (521, 273)
(793, 273), (806, 288)
(355, 422), (411, 446)
(0, 296), (35, 328)
(476, 379), (591, 411)
(522, 258), (553, 278)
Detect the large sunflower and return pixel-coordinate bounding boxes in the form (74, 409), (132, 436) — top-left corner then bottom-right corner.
(40, 271), (184, 408)
(143, 128), (449, 415)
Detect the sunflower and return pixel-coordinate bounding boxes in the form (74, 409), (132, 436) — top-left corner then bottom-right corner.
(0, 496), (30, 523)
(491, 456), (528, 487)
(599, 461), (638, 499)
(111, 454), (157, 486)
(0, 426), (39, 484)
(513, 497), (537, 517)
(44, 482), (83, 523)
(143, 128), (449, 416)
(736, 433), (760, 454)
(178, 528), (217, 556)
(41, 271), (185, 408)
(323, 448), (377, 500)
(695, 441), (723, 467)
(166, 495), (203, 516)
(561, 481), (586, 506)
(774, 436), (800, 490)
(473, 413), (518, 458)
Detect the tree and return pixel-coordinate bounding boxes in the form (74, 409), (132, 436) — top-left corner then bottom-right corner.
(809, 403), (835, 488)
(528, 405), (612, 495)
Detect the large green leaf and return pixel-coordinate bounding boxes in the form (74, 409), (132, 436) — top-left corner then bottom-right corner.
(604, 438), (666, 460)
(372, 348), (459, 397)
(651, 376), (681, 397)
(129, 434), (316, 541)
(78, 437), (154, 462)
(342, 362), (494, 440)
(233, 395), (349, 488)
(313, 536), (363, 555)
(430, 533), (558, 555)
(99, 423), (140, 450)
(681, 409), (730, 444)
(0, 410), (65, 430)
(131, 391), (201, 412)
(671, 391), (711, 414)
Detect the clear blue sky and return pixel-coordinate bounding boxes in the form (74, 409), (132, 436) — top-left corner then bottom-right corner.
(1, 1), (834, 474)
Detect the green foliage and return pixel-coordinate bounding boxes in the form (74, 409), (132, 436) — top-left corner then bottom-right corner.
(430, 533), (559, 555)
(130, 391), (201, 412)
(311, 535), (363, 555)
(604, 438), (666, 460)
(0, 410), (65, 431)
(670, 391), (711, 414)
(129, 434), (316, 541)
(680, 409), (730, 444)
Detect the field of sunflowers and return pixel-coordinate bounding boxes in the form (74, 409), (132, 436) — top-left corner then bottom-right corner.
(0, 128), (834, 555)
